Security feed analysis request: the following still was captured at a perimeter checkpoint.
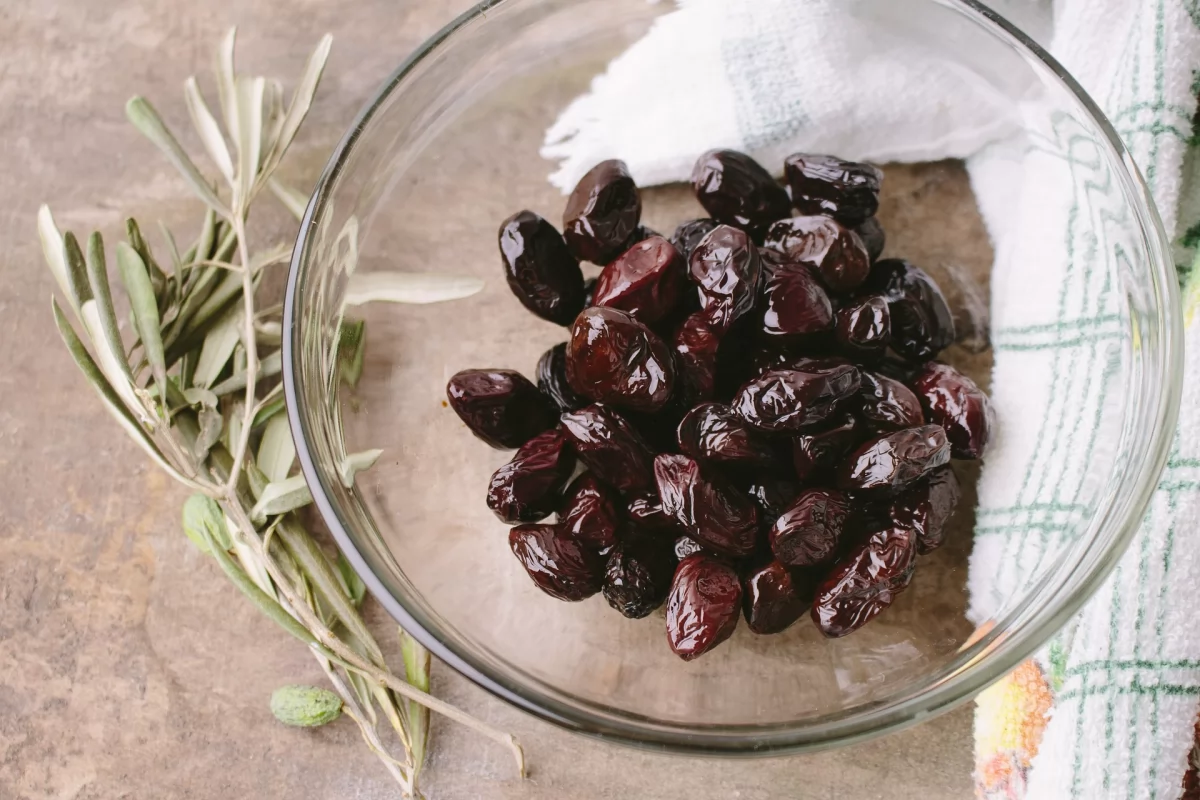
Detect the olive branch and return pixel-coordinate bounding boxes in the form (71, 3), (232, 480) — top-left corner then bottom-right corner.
(37, 29), (523, 798)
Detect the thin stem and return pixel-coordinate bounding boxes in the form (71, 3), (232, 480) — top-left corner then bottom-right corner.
(318, 658), (416, 797)
(220, 501), (525, 778)
(224, 213), (259, 495)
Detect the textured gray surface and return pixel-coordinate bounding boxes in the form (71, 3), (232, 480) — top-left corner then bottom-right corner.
(0, 1), (976, 797)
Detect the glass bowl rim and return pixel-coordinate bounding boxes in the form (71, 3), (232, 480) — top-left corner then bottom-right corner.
(283, 0), (1183, 755)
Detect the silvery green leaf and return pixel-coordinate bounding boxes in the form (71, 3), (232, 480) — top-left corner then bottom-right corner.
(158, 221), (182, 271)
(223, 399), (244, 453)
(193, 305), (241, 389)
(213, 224), (237, 262)
(210, 349), (280, 396)
(116, 242), (167, 401)
(51, 298), (186, 481)
(182, 386), (218, 409)
(83, 232), (135, 386)
(38, 206), (75, 315)
(336, 552), (367, 608)
(181, 493), (231, 553)
(276, 521), (383, 666)
(251, 395), (286, 429)
(166, 266), (221, 349)
(179, 350), (196, 389)
(244, 452), (269, 501)
(400, 629), (432, 771)
(256, 320), (282, 347)
(126, 219), (164, 280)
(125, 96), (228, 216)
(346, 671), (377, 724)
(188, 207), (218, 267)
(337, 318), (366, 387)
(186, 268), (241, 332)
(250, 474), (312, 523)
(62, 232), (93, 307)
(269, 34), (332, 169)
(214, 28), (239, 144)
(261, 79), (284, 160)
(229, 514), (278, 599)
(234, 75), (265, 203)
(258, 413), (295, 483)
(184, 76), (234, 183)
(339, 449), (382, 489)
(205, 523), (312, 645)
(344, 272), (484, 306)
(232, 341), (247, 375)
(267, 178), (309, 222)
(194, 406), (223, 461)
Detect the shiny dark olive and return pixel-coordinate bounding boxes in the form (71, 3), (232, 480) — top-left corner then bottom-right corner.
(446, 368), (556, 449)
(536, 343), (589, 413)
(509, 523), (605, 601)
(666, 554), (743, 660)
(670, 218), (719, 263)
(732, 364), (862, 432)
(864, 259), (955, 361)
(566, 306), (676, 413)
(836, 425), (950, 491)
(559, 405), (657, 493)
(563, 159), (642, 264)
(498, 210), (586, 326)
(762, 215), (871, 293)
(689, 225), (763, 333)
(911, 362), (995, 459)
(486, 429), (576, 523)
(855, 217), (886, 262)
(593, 235), (686, 325)
(690, 149), (791, 234)
(784, 153), (883, 226)
(835, 295), (890, 358)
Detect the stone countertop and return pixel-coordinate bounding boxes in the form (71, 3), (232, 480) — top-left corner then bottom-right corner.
(0, 1), (974, 797)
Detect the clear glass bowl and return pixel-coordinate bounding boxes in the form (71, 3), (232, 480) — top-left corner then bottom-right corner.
(284, 0), (1182, 753)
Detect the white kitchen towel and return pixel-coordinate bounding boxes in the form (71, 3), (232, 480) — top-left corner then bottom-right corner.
(541, 1), (1200, 798)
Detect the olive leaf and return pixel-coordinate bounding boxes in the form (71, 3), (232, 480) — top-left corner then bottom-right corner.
(400, 631), (432, 774)
(251, 395), (286, 428)
(38, 206), (75, 314)
(125, 96), (228, 217)
(213, 28), (239, 143)
(344, 272), (484, 306)
(258, 413), (296, 483)
(340, 449), (382, 489)
(234, 75), (266, 206)
(336, 552), (367, 608)
(203, 520), (312, 646)
(182, 493), (232, 552)
(266, 33), (332, 171)
(210, 349), (280, 396)
(337, 318), (366, 388)
(182, 386), (218, 409)
(250, 474), (312, 523)
(184, 76), (235, 183)
(193, 305), (242, 389)
(194, 407), (224, 461)
(276, 521), (383, 667)
(116, 242), (168, 403)
(62, 232), (93, 309)
(77, 232), (142, 412)
(50, 298), (182, 480)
